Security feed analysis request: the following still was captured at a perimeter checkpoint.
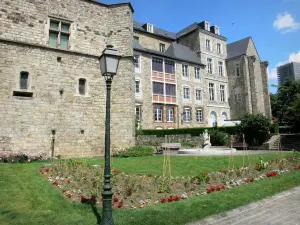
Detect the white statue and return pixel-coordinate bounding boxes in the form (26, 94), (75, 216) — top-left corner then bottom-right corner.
(203, 129), (211, 149)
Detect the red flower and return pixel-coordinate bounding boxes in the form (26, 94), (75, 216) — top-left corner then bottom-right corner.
(45, 168), (49, 172)
(221, 185), (226, 190)
(250, 178), (255, 182)
(137, 174), (141, 176)
(147, 174), (153, 177)
(160, 198), (167, 203)
(91, 195), (97, 200)
(211, 186), (217, 191)
(67, 179), (71, 184)
(173, 196), (181, 201)
(66, 193), (72, 198)
(81, 196), (87, 203)
(167, 197), (174, 202)
(76, 162), (83, 165)
(52, 181), (59, 186)
(117, 201), (123, 208)
(100, 166), (104, 169)
(207, 188), (212, 194)
(113, 197), (119, 202)
(216, 186), (221, 191)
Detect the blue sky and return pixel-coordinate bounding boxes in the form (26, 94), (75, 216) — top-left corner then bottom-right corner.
(102, 0), (300, 93)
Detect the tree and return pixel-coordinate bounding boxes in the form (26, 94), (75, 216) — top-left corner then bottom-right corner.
(290, 95), (300, 132)
(238, 114), (271, 145)
(270, 93), (278, 120)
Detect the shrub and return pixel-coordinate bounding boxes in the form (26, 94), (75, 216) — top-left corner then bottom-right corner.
(238, 114), (272, 145)
(209, 129), (229, 146)
(0, 152), (46, 163)
(113, 146), (154, 158)
(181, 141), (197, 148)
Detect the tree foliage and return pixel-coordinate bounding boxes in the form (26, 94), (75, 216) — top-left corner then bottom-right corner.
(238, 114), (271, 145)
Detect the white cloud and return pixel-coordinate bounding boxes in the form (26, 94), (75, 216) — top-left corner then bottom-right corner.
(273, 12), (300, 33)
(268, 50), (300, 79)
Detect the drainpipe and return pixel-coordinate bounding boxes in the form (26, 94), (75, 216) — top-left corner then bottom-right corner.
(51, 129), (56, 158)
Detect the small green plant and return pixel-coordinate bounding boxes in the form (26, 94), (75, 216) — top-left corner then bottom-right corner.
(113, 146), (154, 158)
(209, 129), (229, 146)
(255, 157), (269, 171)
(181, 141), (197, 148)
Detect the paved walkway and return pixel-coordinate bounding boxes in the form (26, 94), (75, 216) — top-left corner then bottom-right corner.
(188, 186), (300, 225)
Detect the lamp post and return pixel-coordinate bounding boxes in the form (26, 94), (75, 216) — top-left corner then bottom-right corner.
(99, 45), (121, 225)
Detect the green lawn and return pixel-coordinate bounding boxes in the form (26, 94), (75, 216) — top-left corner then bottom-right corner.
(1, 153), (300, 225)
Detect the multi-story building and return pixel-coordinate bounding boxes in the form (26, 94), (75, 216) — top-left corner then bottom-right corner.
(0, 0), (135, 157)
(277, 62), (300, 85)
(226, 37), (271, 119)
(134, 21), (230, 130)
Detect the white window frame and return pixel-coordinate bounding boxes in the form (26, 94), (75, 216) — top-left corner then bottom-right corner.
(206, 39), (212, 51)
(135, 105), (141, 121)
(154, 106), (162, 122)
(209, 83), (215, 101)
(167, 107), (174, 122)
(194, 67), (200, 79)
(218, 61), (224, 76)
(134, 54), (141, 73)
(205, 21), (210, 31)
(183, 108), (191, 122)
(183, 87), (190, 100)
(207, 58), (213, 74)
(196, 109), (203, 123)
(214, 26), (220, 35)
(195, 89), (202, 102)
(182, 64), (189, 78)
(159, 43), (165, 52)
(147, 23), (154, 33)
(217, 43), (223, 54)
(135, 80), (140, 95)
(220, 85), (225, 102)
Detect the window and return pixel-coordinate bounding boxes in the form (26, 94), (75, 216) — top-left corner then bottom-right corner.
(205, 21), (210, 31)
(217, 43), (222, 54)
(167, 107), (174, 122)
(135, 80), (140, 94)
(152, 57), (163, 72)
(147, 23), (154, 33)
(134, 55), (140, 72)
(153, 82), (164, 95)
(183, 108), (191, 122)
(166, 83), (176, 96)
(220, 85), (225, 102)
(194, 67), (200, 79)
(196, 89), (202, 101)
(182, 64), (188, 77)
(135, 105), (141, 121)
(235, 93), (242, 102)
(183, 87), (190, 99)
(159, 43), (166, 52)
(49, 19), (70, 49)
(218, 61), (224, 76)
(78, 78), (86, 95)
(154, 106), (162, 122)
(206, 39), (211, 51)
(134, 36), (139, 42)
(196, 109), (203, 123)
(207, 58), (213, 74)
(215, 26), (220, 35)
(20, 71), (29, 89)
(165, 60), (175, 74)
(209, 83), (215, 101)
(235, 64), (240, 76)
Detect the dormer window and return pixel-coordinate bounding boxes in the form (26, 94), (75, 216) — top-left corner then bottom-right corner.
(205, 21), (210, 31)
(146, 23), (154, 33)
(214, 25), (220, 35)
(159, 43), (165, 52)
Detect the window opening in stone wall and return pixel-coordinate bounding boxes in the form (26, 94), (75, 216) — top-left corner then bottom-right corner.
(182, 64), (188, 77)
(135, 105), (141, 121)
(159, 43), (166, 52)
(20, 71), (29, 89)
(165, 60), (175, 74)
(166, 83), (176, 96)
(154, 106), (162, 122)
(196, 109), (203, 123)
(183, 87), (190, 99)
(152, 57), (163, 72)
(217, 43), (222, 54)
(134, 36), (139, 42)
(207, 58), (213, 74)
(206, 39), (211, 51)
(183, 108), (191, 122)
(49, 19), (70, 50)
(196, 89), (202, 101)
(135, 80), (140, 94)
(209, 83), (215, 101)
(152, 82), (164, 95)
(236, 64), (240, 76)
(134, 55), (140, 72)
(167, 107), (174, 122)
(195, 67), (200, 79)
(78, 78), (86, 95)
(220, 85), (225, 102)
(218, 61), (224, 76)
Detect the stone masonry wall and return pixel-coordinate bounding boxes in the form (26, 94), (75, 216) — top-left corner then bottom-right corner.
(0, 0), (135, 157)
(260, 61), (272, 118)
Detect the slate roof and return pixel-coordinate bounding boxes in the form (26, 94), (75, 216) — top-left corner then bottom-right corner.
(133, 39), (204, 66)
(227, 37), (251, 59)
(133, 21), (176, 40)
(176, 22), (199, 38)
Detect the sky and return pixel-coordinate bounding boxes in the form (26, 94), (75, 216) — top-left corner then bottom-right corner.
(101, 0), (300, 93)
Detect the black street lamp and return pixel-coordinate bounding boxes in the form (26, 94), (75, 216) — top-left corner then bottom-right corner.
(99, 45), (121, 225)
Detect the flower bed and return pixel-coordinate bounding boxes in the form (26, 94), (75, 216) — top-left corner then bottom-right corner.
(0, 151), (46, 163)
(40, 156), (300, 210)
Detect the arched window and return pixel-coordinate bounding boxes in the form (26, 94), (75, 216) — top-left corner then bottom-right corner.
(222, 112), (228, 125)
(78, 78), (86, 95)
(210, 111), (217, 127)
(20, 71), (29, 89)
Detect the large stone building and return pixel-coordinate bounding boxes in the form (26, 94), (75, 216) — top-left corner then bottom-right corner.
(277, 62), (300, 86)
(0, 0), (271, 157)
(0, 0), (135, 157)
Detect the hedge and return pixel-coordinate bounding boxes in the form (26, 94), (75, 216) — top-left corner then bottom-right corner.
(139, 126), (237, 137)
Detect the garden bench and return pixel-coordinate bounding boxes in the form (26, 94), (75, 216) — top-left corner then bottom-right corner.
(155, 143), (181, 154)
(232, 142), (248, 150)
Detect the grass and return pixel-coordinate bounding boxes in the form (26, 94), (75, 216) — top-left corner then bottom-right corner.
(0, 153), (299, 225)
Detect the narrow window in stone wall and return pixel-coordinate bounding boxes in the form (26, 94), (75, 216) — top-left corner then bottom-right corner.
(49, 19), (70, 50)
(152, 58), (163, 72)
(235, 64), (240, 76)
(154, 106), (163, 122)
(182, 64), (189, 77)
(134, 55), (140, 72)
(78, 78), (86, 95)
(207, 58), (213, 74)
(183, 87), (190, 99)
(135, 80), (140, 94)
(217, 43), (222, 54)
(220, 85), (225, 102)
(20, 71), (29, 89)
(218, 61), (224, 76)
(196, 89), (202, 101)
(183, 108), (191, 122)
(195, 67), (200, 79)
(206, 39), (211, 51)
(165, 60), (175, 74)
(209, 83), (215, 101)
(196, 109), (203, 123)
(167, 107), (174, 122)
(159, 43), (166, 52)
(135, 105), (141, 121)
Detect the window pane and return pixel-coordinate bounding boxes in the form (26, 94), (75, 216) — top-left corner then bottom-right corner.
(134, 55), (140, 69)
(49, 32), (58, 47)
(20, 72), (29, 89)
(165, 60), (174, 74)
(61, 23), (70, 33)
(166, 83), (176, 96)
(153, 82), (164, 94)
(135, 80), (140, 93)
(79, 79), (86, 95)
(60, 34), (69, 49)
(152, 58), (163, 72)
(50, 21), (59, 30)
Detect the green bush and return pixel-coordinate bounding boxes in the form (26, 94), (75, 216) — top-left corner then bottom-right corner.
(139, 126), (237, 137)
(238, 114), (272, 145)
(113, 146), (154, 158)
(209, 129), (229, 146)
(181, 141), (198, 148)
